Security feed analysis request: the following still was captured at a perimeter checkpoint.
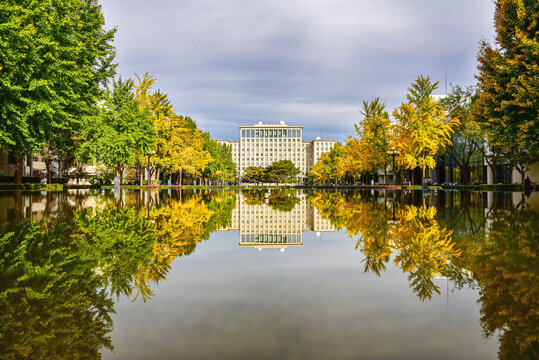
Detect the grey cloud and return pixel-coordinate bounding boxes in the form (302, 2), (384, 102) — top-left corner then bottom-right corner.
(100, 0), (495, 141)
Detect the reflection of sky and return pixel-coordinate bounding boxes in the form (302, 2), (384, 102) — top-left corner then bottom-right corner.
(103, 229), (496, 360)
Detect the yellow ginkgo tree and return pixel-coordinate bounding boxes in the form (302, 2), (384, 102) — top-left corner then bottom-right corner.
(134, 73), (212, 185)
(392, 75), (459, 184)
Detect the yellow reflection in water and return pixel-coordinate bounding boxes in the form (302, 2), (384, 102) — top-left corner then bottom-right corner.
(309, 191), (460, 301)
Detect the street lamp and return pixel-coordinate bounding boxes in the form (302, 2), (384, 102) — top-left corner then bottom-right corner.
(387, 148), (399, 185)
(146, 150), (155, 187)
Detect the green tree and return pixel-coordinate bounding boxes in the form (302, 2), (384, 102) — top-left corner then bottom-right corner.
(440, 85), (484, 184)
(475, 0), (539, 159)
(0, 0), (116, 184)
(309, 143), (347, 184)
(265, 160), (299, 184)
(243, 166), (266, 184)
(203, 137), (236, 185)
(79, 77), (156, 183)
(202, 191), (237, 233)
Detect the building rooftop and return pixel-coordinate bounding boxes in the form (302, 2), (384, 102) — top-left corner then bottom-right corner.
(240, 121), (302, 128)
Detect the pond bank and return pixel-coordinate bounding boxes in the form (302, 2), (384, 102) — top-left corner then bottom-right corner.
(0, 183), (528, 192)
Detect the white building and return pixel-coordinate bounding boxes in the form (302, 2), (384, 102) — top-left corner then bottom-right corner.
(216, 121), (335, 180)
(0, 152), (47, 178)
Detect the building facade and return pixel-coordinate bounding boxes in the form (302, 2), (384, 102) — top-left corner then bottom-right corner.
(0, 151), (47, 178)
(216, 121), (335, 180)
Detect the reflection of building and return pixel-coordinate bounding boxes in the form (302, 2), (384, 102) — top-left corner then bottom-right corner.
(0, 190), (99, 223)
(222, 191), (335, 250)
(216, 122), (335, 179)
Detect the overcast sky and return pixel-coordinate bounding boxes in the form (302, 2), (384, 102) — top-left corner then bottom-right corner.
(100, 0), (496, 142)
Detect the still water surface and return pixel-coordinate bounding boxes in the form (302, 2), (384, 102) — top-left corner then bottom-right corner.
(0, 189), (537, 359)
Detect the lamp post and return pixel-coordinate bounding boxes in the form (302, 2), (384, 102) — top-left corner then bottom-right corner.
(146, 150), (155, 187)
(387, 148), (399, 185)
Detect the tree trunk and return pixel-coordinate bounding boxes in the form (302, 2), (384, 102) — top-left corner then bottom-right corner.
(76, 162), (80, 184)
(461, 164), (470, 185)
(179, 171), (183, 186)
(14, 156), (23, 185)
(29, 154), (34, 177)
(45, 156), (52, 184)
(489, 160), (497, 184)
(116, 165), (123, 185)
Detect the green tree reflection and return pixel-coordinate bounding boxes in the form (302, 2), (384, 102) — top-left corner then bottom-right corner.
(0, 219), (115, 359)
(242, 189), (300, 212)
(0, 190), (236, 357)
(74, 207), (157, 299)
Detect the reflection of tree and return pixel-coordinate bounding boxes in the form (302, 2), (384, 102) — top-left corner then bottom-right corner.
(309, 191), (460, 301)
(308, 191), (350, 230)
(391, 205), (459, 301)
(312, 190), (538, 357)
(242, 190), (265, 206)
(132, 197), (214, 301)
(470, 208), (538, 360)
(242, 190), (300, 212)
(267, 190), (300, 212)
(131, 192), (235, 301)
(0, 220), (114, 359)
(74, 207), (157, 299)
(203, 191), (236, 233)
(0, 190), (237, 357)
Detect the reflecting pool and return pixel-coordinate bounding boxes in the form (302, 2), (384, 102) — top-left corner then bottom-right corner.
(0, 189), (537, 359)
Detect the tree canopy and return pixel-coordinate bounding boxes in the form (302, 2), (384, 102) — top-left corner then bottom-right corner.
(0, 0), (116, 184)
(392, 75), (459, 178)
(78, 77), (155, 182)
(242, 160), (299, 184)
(474, 0), (538, 156)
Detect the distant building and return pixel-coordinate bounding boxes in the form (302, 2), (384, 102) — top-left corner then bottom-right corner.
(216, 121), (335, 180)
(0, 151), (47, 178)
